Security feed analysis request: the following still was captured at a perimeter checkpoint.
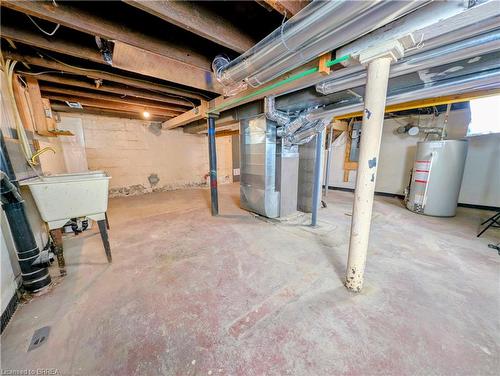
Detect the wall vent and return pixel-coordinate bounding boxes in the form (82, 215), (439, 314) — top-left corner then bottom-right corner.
(65, 101), (83, 109)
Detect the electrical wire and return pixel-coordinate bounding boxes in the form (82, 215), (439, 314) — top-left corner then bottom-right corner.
(17, 70), (67, 76)
(27, 15), (60, 36)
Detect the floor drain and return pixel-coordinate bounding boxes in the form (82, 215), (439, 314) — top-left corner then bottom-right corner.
(28, 326), (50, 351)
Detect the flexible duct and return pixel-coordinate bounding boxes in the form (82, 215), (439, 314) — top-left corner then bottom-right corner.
(264, 95), (290, 127)
(215, 0), (428, 92)
(265, 96), (326, 145)
(316, 30), (500, 95)
(288, 119), (327, 145)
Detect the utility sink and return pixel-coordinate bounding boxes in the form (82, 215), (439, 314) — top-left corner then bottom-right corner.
(21, 171), (111, 230)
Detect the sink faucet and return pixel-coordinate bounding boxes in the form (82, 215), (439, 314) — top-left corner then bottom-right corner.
(30, 147), (56, 166)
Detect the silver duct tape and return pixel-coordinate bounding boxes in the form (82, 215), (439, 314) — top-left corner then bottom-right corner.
(22, 272), (50, 285)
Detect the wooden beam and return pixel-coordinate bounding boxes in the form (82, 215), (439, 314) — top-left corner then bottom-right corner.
(164, 55), (338, 128)
(334, 88), (500, 120)
(2, 0), (211, 69)
(1, 22), (103, 64)
(51, 104), (167, 122)
(1, 21), (217, 94)
(112, 41), (222, 94)
(34, 75), (194, 106)
(124, 0), (255, 53)
(259, 0), (309, 17)
(330, 120), (348, 132)
(44, 94), (179, 118)
(3, 50), (207, 101)
(163, 101), (208, 130)
(25, 77), (55, 136)
(216, 130), (239, 138)
(12, 74), (36, 133)
(39, 85), (187, 113)
(183, 112), (239, 134)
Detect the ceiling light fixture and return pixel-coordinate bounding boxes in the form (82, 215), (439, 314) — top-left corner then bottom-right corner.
(143, 111), (150, 119)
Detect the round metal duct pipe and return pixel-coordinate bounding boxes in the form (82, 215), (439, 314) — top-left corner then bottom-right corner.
(216, 0), (428, 91)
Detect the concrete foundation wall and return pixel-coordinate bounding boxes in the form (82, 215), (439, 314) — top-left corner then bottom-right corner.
(327, 108), (500, 207)
(59, 114), (212, 197)
(215, 135), (233, 185)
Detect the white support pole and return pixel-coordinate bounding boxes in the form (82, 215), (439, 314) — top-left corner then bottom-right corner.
(345, 56), (392, 292)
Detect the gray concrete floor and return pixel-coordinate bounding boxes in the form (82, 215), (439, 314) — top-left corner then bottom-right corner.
(1, 184), (499, 375)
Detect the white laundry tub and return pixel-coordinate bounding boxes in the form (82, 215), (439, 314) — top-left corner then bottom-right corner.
(21, 171), (111, 229)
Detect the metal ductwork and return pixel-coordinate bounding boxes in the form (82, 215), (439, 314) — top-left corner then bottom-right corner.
(264, 96), (327, 145)
(214, 0), (428, 93)
(239, 114), (300, 219)
(316, 29), (500, 95)
(239, 97), (329, 220)
(309, 67), (500, 121)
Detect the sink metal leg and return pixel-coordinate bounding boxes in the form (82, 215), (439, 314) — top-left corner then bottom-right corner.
(50, 228), (66, 276)
(98, 220), (112, 263)
(105, 212), (110, 230)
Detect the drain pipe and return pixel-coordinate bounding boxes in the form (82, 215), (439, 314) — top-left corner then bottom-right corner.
(345, 42), (404, 292)
(0, 133), (51, 292)
(323, 125), (334, 199)
(207, 116), (219, 216)
(311, 129), (324, 226)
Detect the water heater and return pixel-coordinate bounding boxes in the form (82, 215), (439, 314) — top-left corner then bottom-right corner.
(406, 139), (468, 217)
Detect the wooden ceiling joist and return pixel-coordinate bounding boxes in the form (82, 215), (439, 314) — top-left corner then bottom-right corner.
(163, 101), (209, 130)
(44, 94), (179, 118)
(51, 104), (167, 122)
(124, 0), (255, 53)
(39, 85), (188, 113)
(183, 112), (239, 134)
(112, 41), (222, 94)
(2, 0), (212, 70)
(1, 23), (104, 64)
(34, 75), (194, 107)
(259, 0), (309, 17)
(2, 51), (207, 101)
(2, 0), (221, 92)
(1, 22), (218, 94)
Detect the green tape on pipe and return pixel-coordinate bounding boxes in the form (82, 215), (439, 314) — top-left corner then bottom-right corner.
(207, 54), (350, 115)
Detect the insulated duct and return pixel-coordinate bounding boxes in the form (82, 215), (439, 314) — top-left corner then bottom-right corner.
(309, 67), (500, 121)
(215, 0), (428, 93)
(316, 30), (500, 95)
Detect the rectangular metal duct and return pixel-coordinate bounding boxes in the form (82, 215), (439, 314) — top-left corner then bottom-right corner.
(239, 115), (299, 218)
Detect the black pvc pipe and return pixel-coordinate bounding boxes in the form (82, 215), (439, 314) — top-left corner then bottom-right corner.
(0, 130), (16, 184)
(207, 116), (219, 216)
(0, 130), (51, 292)
(3, 202), (51, 291)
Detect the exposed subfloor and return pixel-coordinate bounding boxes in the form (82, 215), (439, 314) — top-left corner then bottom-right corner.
(1, 184), (499, 375)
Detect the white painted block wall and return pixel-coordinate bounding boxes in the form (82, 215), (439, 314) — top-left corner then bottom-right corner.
(58, 114), (233, 196)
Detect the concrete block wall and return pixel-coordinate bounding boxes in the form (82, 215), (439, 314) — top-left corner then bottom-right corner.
(59, 114), (234, 197)
(215, 136), (233, 184)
